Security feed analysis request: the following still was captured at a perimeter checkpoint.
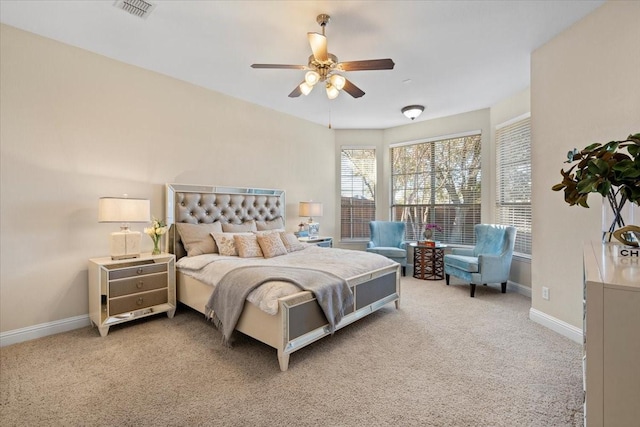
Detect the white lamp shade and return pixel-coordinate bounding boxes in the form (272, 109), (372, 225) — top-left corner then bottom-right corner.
(299, 201), (323, 218)
(98, 197), (150, 223)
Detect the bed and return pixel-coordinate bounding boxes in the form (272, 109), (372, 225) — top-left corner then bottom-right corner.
(166, 183), (401, 371)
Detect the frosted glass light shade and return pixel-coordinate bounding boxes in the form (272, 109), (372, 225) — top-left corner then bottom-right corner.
(305, 71), (320, 86)
(401, 105), (425, 120)
(299, 82), (313, 96)
(330, 74), (346, 90)
(326, 84), (339, 99)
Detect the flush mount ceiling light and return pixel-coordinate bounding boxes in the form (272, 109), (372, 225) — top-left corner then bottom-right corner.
(402, 105), (425, 120)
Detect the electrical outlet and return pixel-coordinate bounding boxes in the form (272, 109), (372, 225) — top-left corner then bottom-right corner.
(542, 286), (550, 300)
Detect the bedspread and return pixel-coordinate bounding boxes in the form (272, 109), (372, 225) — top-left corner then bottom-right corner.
(176, 245), (396, 315)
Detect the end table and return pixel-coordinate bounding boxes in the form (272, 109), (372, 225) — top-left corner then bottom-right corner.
(411, 243), (447, 280)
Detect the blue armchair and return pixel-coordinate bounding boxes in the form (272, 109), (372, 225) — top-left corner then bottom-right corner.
(366, 221), (407, 276)
(444, 224), (517, 297)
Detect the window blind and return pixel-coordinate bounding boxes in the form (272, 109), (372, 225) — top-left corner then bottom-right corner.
(391, 134), (482, 245)
(495, 115), (532, 256)
(341, 148), (376, 240)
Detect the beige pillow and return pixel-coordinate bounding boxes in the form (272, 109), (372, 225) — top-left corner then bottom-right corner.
(175, 222), (222, 256)
(222, 220), (257, 233)
(257, 232), (288, 258)
(280, 232), (305, 252)
(234, 234), (263, 258)
(256, 217), (284, 231)
(211, 232), (252, 256)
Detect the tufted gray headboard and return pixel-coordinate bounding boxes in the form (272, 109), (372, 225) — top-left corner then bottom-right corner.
(165, 183), (285, 259)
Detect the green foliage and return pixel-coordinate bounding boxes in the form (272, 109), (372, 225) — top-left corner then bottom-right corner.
(552, 133), (640, 209)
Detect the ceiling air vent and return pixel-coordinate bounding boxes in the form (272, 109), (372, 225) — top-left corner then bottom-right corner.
(114, 0), (155, 19)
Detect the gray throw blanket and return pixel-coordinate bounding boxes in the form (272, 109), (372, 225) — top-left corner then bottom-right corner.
(205, 266), (353, 345)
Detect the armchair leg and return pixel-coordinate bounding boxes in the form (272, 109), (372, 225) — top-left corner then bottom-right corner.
(445, 274), (450, 285)
(402, 266), (406, 276)
(470, 283), (476, 297)
(501, 282), (507, 293)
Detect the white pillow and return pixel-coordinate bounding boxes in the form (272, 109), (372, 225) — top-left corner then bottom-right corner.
(222, 220), (257, 233)
(256, 217), (284, 231)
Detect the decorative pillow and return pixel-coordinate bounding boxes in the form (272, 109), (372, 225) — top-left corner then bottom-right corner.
(280, 232), (306, 252)
(210, 232), (248, 257)
(222, 220), (257, 233)
(175, 222), (222, 256)
(253, 229), (285, 235)
(234, 234), (264, 258)
(256, 217), (284, 231)
(257, 232), (288, 258)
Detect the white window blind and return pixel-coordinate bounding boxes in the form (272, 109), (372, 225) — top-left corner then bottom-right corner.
(341, 148), (376, 240)
(495, 115), (531, 256)
(391, 133), (482, 245)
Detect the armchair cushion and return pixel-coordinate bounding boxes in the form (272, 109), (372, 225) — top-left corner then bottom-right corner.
(444, 255), (478, 273)
(366, 247), (406, 259)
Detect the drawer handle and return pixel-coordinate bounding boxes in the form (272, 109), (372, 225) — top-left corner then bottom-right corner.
(137, 267), (143, 275)
(136, 281), (144, 289)
(136, 297), (144, 306)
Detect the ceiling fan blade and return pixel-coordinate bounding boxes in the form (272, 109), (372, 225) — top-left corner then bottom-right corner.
(342, 78), (365, 98)
(288, 82), (305, 98)
(251, 64), (307, 70)
(337, 59), (395, 71)
(308, 32), (328, 62)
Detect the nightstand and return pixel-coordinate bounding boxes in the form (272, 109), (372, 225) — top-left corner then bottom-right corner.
(298, 236), (333, 248)
(88, 253), (176, 337)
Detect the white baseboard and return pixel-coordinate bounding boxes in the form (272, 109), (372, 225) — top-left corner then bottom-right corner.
(529, 308), (583, 344)
(507, 280), (531, 298)
(0, 314), (91, 347)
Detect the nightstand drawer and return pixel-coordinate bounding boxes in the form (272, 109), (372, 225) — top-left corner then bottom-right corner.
(109, 263), (167, 280)
(110, 274), (168, 297)
(110, 289), (168, 315)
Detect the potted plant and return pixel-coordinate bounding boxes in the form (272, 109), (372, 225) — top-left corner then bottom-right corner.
(552, 132), (640, 246)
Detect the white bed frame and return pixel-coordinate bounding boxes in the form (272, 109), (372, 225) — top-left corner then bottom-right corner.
(166, 184), (401, 371)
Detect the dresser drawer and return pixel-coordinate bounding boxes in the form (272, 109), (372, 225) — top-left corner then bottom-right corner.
(109, 289), (168, 315)
(109, 274), (168, 298)
(108, 263), (167, 280)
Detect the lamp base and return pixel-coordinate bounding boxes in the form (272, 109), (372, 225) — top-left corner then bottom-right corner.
(109, 230), (141, 260)
(307, 222), (320, 239)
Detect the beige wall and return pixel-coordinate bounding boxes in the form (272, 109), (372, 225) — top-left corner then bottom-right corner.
(531, 1), (640, 328)
(0, 25), (335, 332)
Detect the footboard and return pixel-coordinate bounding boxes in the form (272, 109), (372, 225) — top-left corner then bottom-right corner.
(274, 263), (400, 371)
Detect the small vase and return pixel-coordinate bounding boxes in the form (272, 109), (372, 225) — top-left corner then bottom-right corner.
(423, 229), (433, 240)
(152, 237), (161, 255)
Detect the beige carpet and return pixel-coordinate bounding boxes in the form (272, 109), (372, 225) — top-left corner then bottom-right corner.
(0, 276), (583, 426)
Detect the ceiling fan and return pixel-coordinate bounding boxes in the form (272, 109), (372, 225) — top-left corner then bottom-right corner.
(251, 14), (395, 99)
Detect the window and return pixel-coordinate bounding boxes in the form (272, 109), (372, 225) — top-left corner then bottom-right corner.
(391, 132), (482, 245)
(495, 114), (531, 256)
(341, 147), (376, 240)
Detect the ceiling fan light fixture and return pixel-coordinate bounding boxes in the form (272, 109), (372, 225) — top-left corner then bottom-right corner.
(330, 74), (346, 91)
(305, 71), (320, 86)
(299, 82), (314, 96)
(402, 105), (425, 120)
(326, 84), (340, 100)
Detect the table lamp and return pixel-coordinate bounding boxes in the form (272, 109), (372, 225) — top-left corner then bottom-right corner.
(299, 201), (323, 238)
(98, 196), (150, 259)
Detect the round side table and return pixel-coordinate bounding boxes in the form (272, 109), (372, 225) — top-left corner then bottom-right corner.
(411, 243), (447, 280)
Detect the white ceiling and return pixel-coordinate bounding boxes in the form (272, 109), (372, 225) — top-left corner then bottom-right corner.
(0, 0), (604, 129)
